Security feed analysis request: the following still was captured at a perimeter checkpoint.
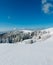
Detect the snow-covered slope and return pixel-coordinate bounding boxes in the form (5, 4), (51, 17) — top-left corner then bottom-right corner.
(20, 29), (33, 33)
(0, 27), (53, 43)
(0, 36), (53, 65)
(41, 28), (53, 35)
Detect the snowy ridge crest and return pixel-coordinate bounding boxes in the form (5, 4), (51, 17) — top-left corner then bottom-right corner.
(0, 28), (53, 43)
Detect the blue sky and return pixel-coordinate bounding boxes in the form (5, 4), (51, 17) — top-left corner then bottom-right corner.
(0, 0), (53, 31)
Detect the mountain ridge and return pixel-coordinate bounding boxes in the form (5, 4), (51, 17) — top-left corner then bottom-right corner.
(0, 27), (53, 43)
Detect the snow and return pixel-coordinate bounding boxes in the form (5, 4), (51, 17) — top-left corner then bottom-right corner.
(0, 28), (53, 65)
(20, 29), (33, 33)
(0, 36), (53, 65)
(42, 28), (53, 35)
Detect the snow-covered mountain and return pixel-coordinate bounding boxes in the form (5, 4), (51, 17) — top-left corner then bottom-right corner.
(0, 27), (53, 43)
(0, 32), (53, 65)
(0, 28), (53, 65)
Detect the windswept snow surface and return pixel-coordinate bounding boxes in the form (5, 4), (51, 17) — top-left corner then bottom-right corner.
(0, 36), (53, 65)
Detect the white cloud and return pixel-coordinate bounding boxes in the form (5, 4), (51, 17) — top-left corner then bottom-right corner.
(42, 0), (47, 4)
(42, 3), (53, 14)
(42, 0), (53, 14)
